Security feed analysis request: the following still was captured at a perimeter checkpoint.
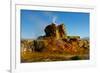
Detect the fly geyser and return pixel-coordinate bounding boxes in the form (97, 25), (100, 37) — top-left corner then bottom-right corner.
(21, 23), (89, 62)
(44, 23), (67, 39)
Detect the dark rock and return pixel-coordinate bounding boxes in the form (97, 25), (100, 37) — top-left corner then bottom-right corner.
(34, 40), (47, 52)
(44, 23), (57, 37)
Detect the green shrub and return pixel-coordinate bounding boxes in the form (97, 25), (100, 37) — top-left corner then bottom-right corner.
(70, 56), (81, 60)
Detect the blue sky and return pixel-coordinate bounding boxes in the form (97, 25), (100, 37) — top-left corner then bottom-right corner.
(21, 9), (90, 39)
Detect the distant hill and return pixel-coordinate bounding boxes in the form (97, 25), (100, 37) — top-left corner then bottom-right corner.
(81, 37), (89, 41)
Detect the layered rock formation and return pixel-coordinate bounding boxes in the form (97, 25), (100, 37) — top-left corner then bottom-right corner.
(21, 23), (90, 62)
(21, 23), (89, 54)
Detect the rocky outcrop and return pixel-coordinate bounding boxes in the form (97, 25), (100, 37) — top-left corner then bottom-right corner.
(44, 23), (67, 39)
(57, 24), (67, 39)
(21, 23), (89, 54)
